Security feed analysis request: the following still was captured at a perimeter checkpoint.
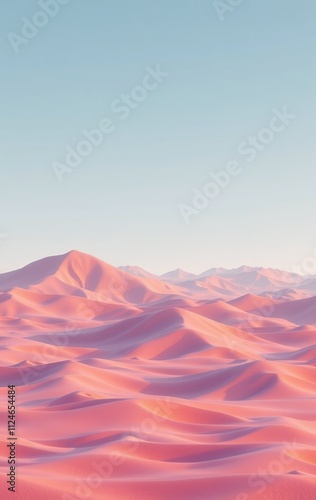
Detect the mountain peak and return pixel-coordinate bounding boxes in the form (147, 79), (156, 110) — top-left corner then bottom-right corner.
(160, 268), (197, 282)
(0, 250), (115, 292)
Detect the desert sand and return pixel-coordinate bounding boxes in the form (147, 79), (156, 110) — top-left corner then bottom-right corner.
(0, 250), (315, 499)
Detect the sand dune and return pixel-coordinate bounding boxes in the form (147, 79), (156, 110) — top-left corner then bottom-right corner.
(0, 251), (315, 499)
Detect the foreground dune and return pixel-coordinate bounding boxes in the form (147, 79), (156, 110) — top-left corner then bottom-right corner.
(0, 251), (315, 499)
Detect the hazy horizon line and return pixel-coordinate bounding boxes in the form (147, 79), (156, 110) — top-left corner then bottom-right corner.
(0, 249), (313, 278)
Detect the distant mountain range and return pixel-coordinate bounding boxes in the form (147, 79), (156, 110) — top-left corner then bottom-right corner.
(0, 251), (314, 305)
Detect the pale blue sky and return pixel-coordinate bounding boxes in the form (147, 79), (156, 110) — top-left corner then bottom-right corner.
(0, 0), (315, 274)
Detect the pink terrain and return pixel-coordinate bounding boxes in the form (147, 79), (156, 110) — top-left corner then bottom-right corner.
(0, 250), (315, 499)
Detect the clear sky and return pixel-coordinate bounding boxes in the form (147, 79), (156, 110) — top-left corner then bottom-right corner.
(1, 0), (315, 274)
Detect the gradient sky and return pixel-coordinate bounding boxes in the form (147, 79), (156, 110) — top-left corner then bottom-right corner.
(1, 0), (316, 274)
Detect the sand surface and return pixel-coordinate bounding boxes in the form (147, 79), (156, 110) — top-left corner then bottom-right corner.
(0, 251), (315, 499)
